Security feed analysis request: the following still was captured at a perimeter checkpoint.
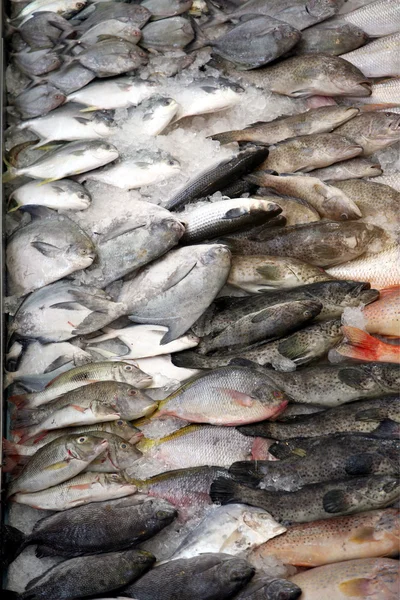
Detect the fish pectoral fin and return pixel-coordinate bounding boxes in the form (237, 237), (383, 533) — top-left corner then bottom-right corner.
(71, 404), (88, 413)
(99, 222), (146, 243)
(345, 453), (374, 476)
(323, 489), (350, 513)
(255, 264), (283, 281)
(349, 526), (377, 544)
(163, 260), (198, 293)
(251, 307), (275, 323)
(79, 106), (99, 112)
(278, 336), (308, 362)
(223, 388), (254, 407)
(44, 460), (70, 471)
(339, 578), (368, 597)
(31, 241), (61, 258)
(338, 367), (371, 390)
(73, 116), (90, 124)
(49, 301), (85, 310)
(223, 207), (247, 219)
(355, 408), (382, 422)
(44, 356), (73, 374)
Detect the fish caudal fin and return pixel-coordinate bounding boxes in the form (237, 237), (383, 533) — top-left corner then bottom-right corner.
(209, 477), (244, 505)
(337, 326), (380, 361)
(229, 462), (262, 487)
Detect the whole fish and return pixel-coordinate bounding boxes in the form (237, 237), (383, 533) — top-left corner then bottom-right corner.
(10, 363), (152, 409)
(126, 95), (178, 136)
(8, 179), (91, 212)
(16, 12), (75, 49)
(221, 220), (382, 267)
(337, 326), (400, 364)
(6, 208), (95, 296)
(259, 362), (400, 407)
(77, 19), (142, 46)
(295, 21), (367, 55)
(165, 146), (268, 211)
(73, 39), (148, 78)
(373, 172), (400, 192)
(142, 0), (193, 20)
(363, 286), (400, 337)
(311, 158), (382, 181)
(134, 425), (274, 474)
(14, 0), (88, 24)
(8, 281), (125, 343)
(140, 16), (194, 50)
(13, 83), (66, 119)
(238, 396), (400, 439)
(341, 32), (400, 77)
(170, 504), (286, 560)
(150, 366), (288, 425)
(210, 105), (360, 145)
(78, 151), (181, 190)
(327, 244), (400, 289)
(335, 111), (400, 156)
(123, 554), (255, 600)
(13, 495), (176, 558)
(7, 549), (155, 600)
(230, 435), (399, 491)
(261, 133), (363, 173)
(75, 2), (151, 31)
(247, 172), (363, 220)
(67, 76), (157, 110)
(252, 509), (400, 566)
(242, 54), (372, 98)
(333, 179), (400, 229)
(340, 0), (400, 36)
(180, 198), (281, 244)
(3, 140), (119, 183)
(13, 47), (62, 77)
(234, 576), (301, 600)
(33, 63), (96, 95)
(290, 557), (399, 599)
(12, 471), (138, 510)
(227, 255), (334, 292)
(210, 474), (400, 523)
(14, 104), (116, 146)
(7, 434), (108, 496)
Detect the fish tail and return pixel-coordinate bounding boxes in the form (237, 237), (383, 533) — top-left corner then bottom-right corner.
(337, 326), (380, 361)
(1, 523), (27, 567)
(209, 130), (244, 145)
(11, 407), (43, 428)
(8, 393), (29, 408)
(209, 476), (244, 505)
(202, 0), (230, 28)
(11, 426), (38, 444)
(229, 461), (262, 487)
(2, 159), (18, 183)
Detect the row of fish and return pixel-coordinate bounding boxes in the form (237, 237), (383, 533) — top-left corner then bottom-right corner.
(3, 0), (400, 599)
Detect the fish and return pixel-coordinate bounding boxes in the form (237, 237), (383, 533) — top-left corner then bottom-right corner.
(67, 76), (157, 110)
(238, 396), (400, 440)
(13, 47), (62, 77)
(221, 219), (383, 267)
(327, 244), (400, 290)
(16, 12), (75, 50)
(80, 432), (142, 473)
(256, 362), (400, 407)
(73, 39), (148, 78)
(340, 0), (400, 36)
(210, 105), (360, 146)
(8, 179), (91, 212)
(13, 83), (66, 119)
(10, 363), (153, 409)
(170, 504), (286, 560)
(6, 208), (96, 296)
(14, 0), (88, 24)
(75, 2), (151, 32)
(171, 76), (244, 121)
(295, 21), (367, 55)
(335, 111), (400, 156)
(6, 549), (155, 600)
(337, 326), (400, 364)
(261, 133), (363, 173)
(233, 576), (302, 600)
(311, 158), (382, 182)
(123, 554), (255, 600)
(77, 19), (142, 47)
(230, 434), (399, 491)
(142, 0), (193, 20)
(149, 366), (288, 425)
(247, 173), (363, 221)
(3, 140), (119, 183)
(126, 95), (179, 136)
(13, 104), (116, 146)
(362, 286), (400, 337)
(8, 281), (126, 343)
(180, 198), (282, 244)
(12, 471), (138, 510)
(31, 62), (96, 95)
(241, 54), (372, 98)
(12, 495), (176, 558)
(341, 32), (400, 78)
(276, 319), (344, 366)
(227, 255), (334, 293)
(251, 509), (400, 566)
(373, 172), (400, 192)
(140, 16), (194, 50)
(210, 474), (400, 523)
(134, 425), (275, 474)
(77, 151), (181, 190)
(165, 146), (268, 211)
(7, 434), (108, 496)
(290, 557), (400, 599)
(332, 179), (400, 229)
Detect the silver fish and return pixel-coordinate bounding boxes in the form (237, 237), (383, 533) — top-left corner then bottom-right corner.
(8, 179), (91, 212)
(341, 33), (400, 77)
(340, 0), (400, 36)
(67, 76), (157, 110)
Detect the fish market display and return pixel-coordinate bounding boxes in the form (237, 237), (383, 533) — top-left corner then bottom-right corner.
(3, 0), (400, 597)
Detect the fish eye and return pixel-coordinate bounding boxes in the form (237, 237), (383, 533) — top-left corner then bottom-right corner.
(167, 159), (176, 166)
(77, 436), (87, 443)
(128, 389), (137, 396)
(341, 213), (348, 220)
(117, 420), (124, 425)
(120, 443), (127, 449)
(303, 310), (312, 318)
(79, 248), (89, 255)
(77, 192), (86, 199)
(110, 474), (119, 481)
(124, 365), (133, 372)
(157, 511), (170, 519)
(76, 2), (85, 8)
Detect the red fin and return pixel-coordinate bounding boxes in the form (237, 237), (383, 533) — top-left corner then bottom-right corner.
(224, 389), (254, 407)
(269, 399), (289, 421)
(3, 456), (29, 477)
(338, 326), (379, 361)
(8, 393), (29, 408)
(2, 438), (24, 457)
(14, 428), (40, 444)
(69, 483), (91, 490)
(358, 103), (400, 112)
(30, 431), (51, 445)
(71, 404), (87, 413)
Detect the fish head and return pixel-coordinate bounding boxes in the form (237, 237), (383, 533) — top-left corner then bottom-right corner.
(368, 363), (400, 393)
(67, 433), (109, 462)
(307, 0), (340, 19)
(217, 556), (255, 587)
(68, 187), (92, 210)
(108, 437), (142, 469)
(148, 498), (177, 527)
(318, 280), (379, 309)
(324, 57), (372, 97)
(366, 475), (400, 507)
(199, 244), (232, 268)
(112, 361), (153, 388)
(91, 109), (118, 135)
(111, 419), (144, 443)
(103, 471), (138, 495)
(242, 508), (286, 542)
(67, 233), (96, 268)
(92, 401), (122, 420)
(368, 113), (400, 147)
(112, 383), (158, 418)
(91, 141), (119, 162)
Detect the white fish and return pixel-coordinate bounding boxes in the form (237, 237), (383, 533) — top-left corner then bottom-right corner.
(130, 355), (199, 389)
(8, 179), (91, 212)
(172, 76), (244, 121)
(67, 76), (157, 110)
(127, 95), (179, 136)
(340, 0), (400, 36)
(15, 0), (88, 24)
(341, 33), (400, 77)
(169, 505), (286, 560)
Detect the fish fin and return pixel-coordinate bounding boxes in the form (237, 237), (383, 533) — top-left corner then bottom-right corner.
(224, 207), (247, 219)
(49, 301), (84, 310)
(355, 408), (382, 422)
(255, 264), (284, 281)
(349, 526), (377, 544)
(19, 205), (56, 220)
(44, 461), (69, 471)
(224, 389), (254, 407)
(68, 289), (121, 314)
(12, 428), (36, 444)
(11, 408), (42, 428)
(229, 357), (259, 368)
(202, 0), (230, 28)
(70, 404), (87, 413)
(37, 178), (60, 185)
(2, 160), (18, 182)
(1, 524), (26, 564)
(278, 335), (309, 363)
(209, 130), (243, 145)
(209, 477), (244, 505)
(35, 545), (62, 558)
(378, 285), (400, 298)
(8, 393), (29, 408)
(74, 116), (90, 124)
(68, 483), (92, 490)
(339, 578), (368, 597)
(31, 241), (61, 258)
(323, 489), (350, 513)
(372, 419), (400, 439)
(2, 438), (26, 458)
(43, 356), (73, 374)
(136, 437), (157, 453)
(251, 306), (275, 324)
(185, 16), (210, 52)
(337, 326), (380, 361)
(252, 437), (274, 460)
(338, 366), (371, 390)
(229, 461), (262, 487)
(99, 222), (146, 243)
(2, 454), (30, 476)
(268, 441), (294, 460)
(345, 453), (374, 476)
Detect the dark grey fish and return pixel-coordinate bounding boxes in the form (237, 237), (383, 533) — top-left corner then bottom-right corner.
(165, 146), (269, 211)
(238, 396), (400, 439)
(13, 47), (62, 77)
(142, 0), (193, 20)
(233, 575), (301, 600)
(13, 84), (66, 119)
(76, 2), (151, 32)
(74, 39), (148, 78)
(31, 63), (96, 95)
(294, 21), (368, 55)
(210, 474), (400, 523)
(140, 16), (194, 50)
(123, 553), (255, 600)
(17, 12), (75, 49)
(277, 319), (343, 365)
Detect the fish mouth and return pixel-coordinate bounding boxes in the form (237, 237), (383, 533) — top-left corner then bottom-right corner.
(356, 82), (372, 96)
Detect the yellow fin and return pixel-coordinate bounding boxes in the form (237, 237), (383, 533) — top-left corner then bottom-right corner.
(136, 437), (157, 452)
(37, 178), (59, 186)
(136, 425), (202, 452)
(80, 106), (99, 113)
(349, 526), (376, 544)
(44, 461), (69, 471)
(291, 447), (307, 458)
(339, 578), (368, 597)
